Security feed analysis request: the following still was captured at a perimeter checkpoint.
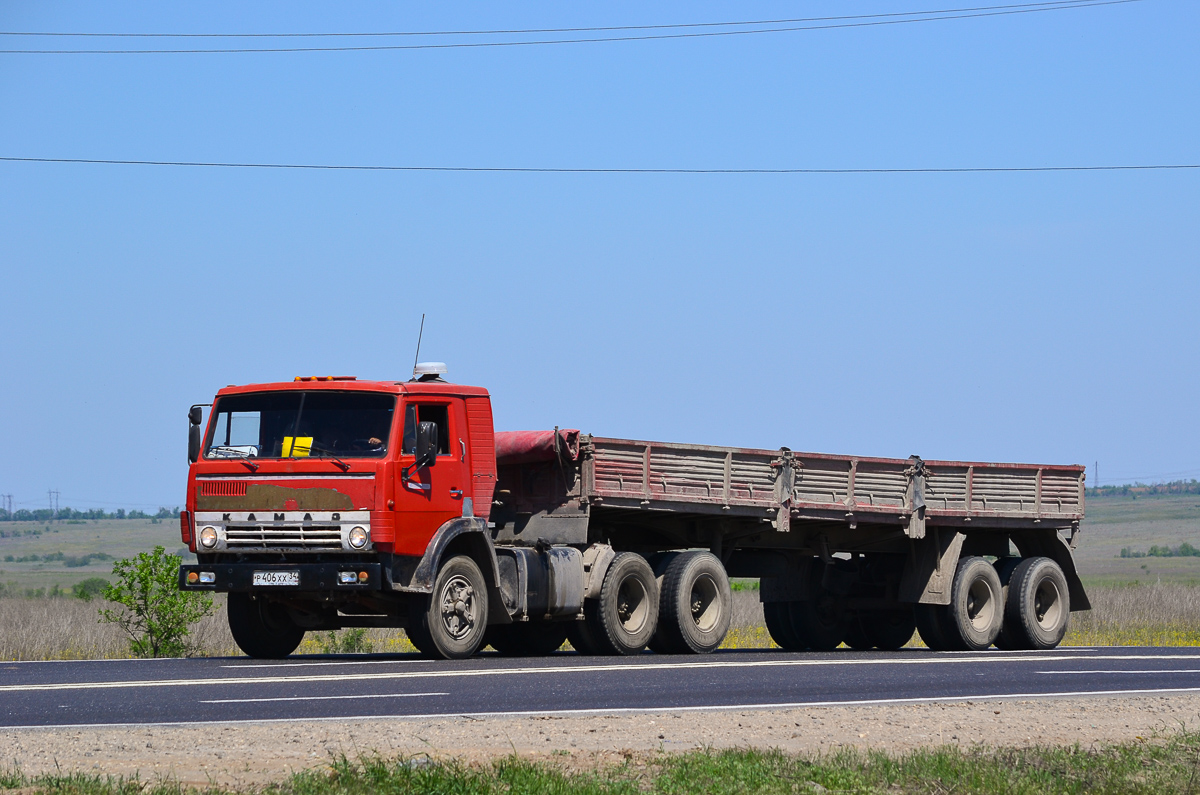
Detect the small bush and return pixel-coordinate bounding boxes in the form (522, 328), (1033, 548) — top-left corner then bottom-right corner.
(99, 545), (214, 657)
(73, 577), (109, 602)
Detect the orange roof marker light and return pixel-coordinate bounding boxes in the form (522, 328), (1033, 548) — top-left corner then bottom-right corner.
(293, 376), (358, 382)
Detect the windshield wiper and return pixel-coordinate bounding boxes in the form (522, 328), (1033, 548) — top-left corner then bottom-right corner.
(208, 446), (260, 470)
(308, 444), (351, 472)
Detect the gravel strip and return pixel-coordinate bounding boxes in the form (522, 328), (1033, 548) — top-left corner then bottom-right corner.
(3, 695), (1199, 787)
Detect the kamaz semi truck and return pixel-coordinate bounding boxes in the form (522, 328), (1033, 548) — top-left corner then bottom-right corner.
(178, 364), (1088, 659)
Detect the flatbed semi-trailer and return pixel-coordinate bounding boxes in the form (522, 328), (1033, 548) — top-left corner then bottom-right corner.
(179, 366), (1087, 659)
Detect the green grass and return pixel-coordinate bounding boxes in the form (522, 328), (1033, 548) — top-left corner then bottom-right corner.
(0, 519), (193, 593)
(6, 738), (1200, 795)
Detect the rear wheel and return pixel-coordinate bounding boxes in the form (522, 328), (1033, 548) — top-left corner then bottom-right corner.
(915, 602), (952, 651)
(1002, 557), (1070, 650)
(849, 608), (916, 651)
(992, 557), (1024, 650)
(764, 601), (803, 650)
(228, 593), (305, 659)
(650, 552), (732, 654)
(789, 562), (850, 651)
(943, 556), (1004, 651)
(584, 552), (659, 655)
(407, 555), (489, 660)
(487, 621), (569, 656)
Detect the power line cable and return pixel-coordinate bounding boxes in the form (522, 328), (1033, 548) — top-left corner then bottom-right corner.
(1, 156), (1196, 174)
(0, 0), (1139, 54)
(0, 1), (1123, 39)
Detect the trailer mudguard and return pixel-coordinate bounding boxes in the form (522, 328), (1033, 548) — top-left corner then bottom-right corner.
(898, 528), (965, 605)
(1012, 528), (1091, 611)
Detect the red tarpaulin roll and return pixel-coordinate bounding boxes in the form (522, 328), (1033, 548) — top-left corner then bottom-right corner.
(494, 429), (580, 466)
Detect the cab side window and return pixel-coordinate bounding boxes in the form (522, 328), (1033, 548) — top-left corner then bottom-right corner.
(401, 403), (451, 455)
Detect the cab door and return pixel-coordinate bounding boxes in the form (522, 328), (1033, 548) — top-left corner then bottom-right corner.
(393, 397), (468, 555)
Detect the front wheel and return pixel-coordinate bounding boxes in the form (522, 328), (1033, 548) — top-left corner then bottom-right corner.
(408, 555), (490, 659)
(227, 593), (305, 659)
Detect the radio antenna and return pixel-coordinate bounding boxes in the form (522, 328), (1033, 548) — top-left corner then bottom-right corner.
(411, 314), (426, 377)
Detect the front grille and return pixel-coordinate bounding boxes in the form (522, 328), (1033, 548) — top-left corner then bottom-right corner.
(202, 481), (248, 497)
(224, 525), (342, 550)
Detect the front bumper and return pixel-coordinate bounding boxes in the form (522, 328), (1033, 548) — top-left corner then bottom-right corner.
(178, 563), (382, 592)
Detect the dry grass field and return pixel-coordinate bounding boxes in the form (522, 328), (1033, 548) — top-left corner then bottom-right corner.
(0, 492), (1198, 659)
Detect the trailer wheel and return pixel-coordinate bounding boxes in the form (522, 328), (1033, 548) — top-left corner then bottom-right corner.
(915, 602), (952, 651)
(847, 608), (917, 651)
(585, 552), (659, 655)
(764, 602), (803, 650)
(790, 595), (849, 651)
(1001, 557), (1070, 650)
(407, 555), (489, 660)
(650, 551), (732, 654)
(943, 556), (1004, 651)
(227, 593), (305, 659)
(486, 621), (570, 656)
(789, 561), (850, 651)
(991, 557), (1024, 650)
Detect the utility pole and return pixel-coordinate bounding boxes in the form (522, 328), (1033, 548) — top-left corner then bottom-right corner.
(1094, 461), (1099, 490)
(48, 489), (60, 519)
(1, 494), (11, 517)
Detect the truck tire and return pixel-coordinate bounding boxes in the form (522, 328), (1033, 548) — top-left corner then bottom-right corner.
(914, 602), (951, 651)
(584, 552), (659, 655)
(992, 557), (1024, 650)
(566, 618), (603, 655)
(943, 556), (1004, 651)
(407, 555), (489, 660)
(1002, 557), (1070, 650)
(763, 601), (804, 650)
(227, 593), (305, 659)
(847, 608), (917, 651)
(486, 621), (569, 656)
(789, 561), (850, 651)
(650, 551), (732, 654)
(790, 595), (849, 651)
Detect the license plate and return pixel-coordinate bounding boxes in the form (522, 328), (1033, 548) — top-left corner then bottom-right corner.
(253, 570), (299, 586)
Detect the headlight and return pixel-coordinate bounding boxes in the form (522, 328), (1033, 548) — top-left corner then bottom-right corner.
(198, 526), (219, 549)
(348, 526), (368, 549)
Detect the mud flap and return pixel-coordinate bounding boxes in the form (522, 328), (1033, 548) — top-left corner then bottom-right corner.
(1013, 528), (1092, 611)
(899, 527), (964, 605)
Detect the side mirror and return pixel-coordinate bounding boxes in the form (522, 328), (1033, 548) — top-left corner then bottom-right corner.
(188, 425), (201, 464)
(188, 405), (204, 464)
(415, 421), (439, 468)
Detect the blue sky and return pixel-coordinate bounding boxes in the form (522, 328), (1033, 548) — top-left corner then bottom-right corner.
(1, 1), (1197, 510)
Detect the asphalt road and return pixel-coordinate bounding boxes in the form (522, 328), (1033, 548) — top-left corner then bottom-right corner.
(4, 647), (1200, 729)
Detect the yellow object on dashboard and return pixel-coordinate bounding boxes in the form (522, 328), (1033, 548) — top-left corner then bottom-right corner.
(282, 436), (313, 457)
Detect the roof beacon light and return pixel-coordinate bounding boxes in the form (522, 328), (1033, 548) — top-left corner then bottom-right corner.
(413, 362), (447, 382)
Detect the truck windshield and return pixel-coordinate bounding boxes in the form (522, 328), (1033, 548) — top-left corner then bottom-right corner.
(205, 392), (395, 459)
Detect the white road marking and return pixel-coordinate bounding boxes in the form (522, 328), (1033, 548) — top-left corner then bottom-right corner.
(3, 653), (1200, 694)
(5, 686), (1200, 730)
(199, 692), (448, 704)
(221, 659), (428, 669)
(1039, 669), (1200, 675)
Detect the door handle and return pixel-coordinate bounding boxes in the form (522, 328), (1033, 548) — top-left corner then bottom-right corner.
(449, 488), (463, 499)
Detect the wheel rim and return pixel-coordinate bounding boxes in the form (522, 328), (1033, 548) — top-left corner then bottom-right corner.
(1033, 577), (1064, 631)
(616, 574), (650, 634)
(689, 573), (721, 632)
(438, 574), (478, 640)
(965, 576), (997, 633)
